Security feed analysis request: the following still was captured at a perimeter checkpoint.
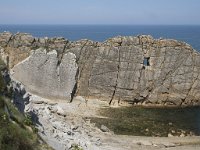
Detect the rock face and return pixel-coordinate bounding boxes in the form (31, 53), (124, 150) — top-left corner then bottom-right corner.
(11, 48), (78, 101)
(1, 32), (200, 106)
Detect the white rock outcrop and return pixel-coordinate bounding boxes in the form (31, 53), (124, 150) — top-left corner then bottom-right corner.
(11, 48), (78, 101)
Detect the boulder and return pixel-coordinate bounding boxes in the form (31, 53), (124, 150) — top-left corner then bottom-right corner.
(100, 125), (110, 132)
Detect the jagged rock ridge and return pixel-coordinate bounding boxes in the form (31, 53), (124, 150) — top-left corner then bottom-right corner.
(0, 32), (200, 106)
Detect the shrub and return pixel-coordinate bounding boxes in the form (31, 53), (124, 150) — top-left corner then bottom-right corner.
(24, 114), (33, 126)
(0, 122), (37, 150)
(0, 97), (38, 150)
(0, 61), (6, 95)
(0, 59), (52, 150)
(70, 144), (83, 150)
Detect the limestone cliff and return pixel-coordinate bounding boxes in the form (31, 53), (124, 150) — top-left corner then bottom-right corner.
(0, 32), (200, 106)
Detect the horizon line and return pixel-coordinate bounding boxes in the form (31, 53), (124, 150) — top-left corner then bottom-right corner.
(0, 24), (200, 26)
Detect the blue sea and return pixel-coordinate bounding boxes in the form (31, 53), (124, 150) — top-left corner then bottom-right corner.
(0, 25), (200, 51)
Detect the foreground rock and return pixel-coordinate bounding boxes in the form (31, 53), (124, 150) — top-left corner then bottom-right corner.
(1, 32), (200, 106)
(25, 95), (110, 150)
(25, 95), (200, 150)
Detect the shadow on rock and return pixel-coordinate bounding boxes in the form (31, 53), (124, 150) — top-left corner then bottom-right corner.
(28, 110), (42, 126)
(2, 70), (30, 113)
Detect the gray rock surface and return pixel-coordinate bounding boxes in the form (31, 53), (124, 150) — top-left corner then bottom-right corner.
(11, 48), (78, 101)
(25, 95), (108, 150)
(100, 125), (110, 132)
(1, 32), (200, 106)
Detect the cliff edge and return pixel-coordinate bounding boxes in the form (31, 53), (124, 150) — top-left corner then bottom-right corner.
(0, 32), (200, 106)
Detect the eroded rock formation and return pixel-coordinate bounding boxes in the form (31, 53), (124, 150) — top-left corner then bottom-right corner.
(11, 49), (78, 101)
(1, 32), (200, 106)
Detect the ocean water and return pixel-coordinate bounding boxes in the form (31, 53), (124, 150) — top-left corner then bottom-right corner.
(0, 25), (200, 51)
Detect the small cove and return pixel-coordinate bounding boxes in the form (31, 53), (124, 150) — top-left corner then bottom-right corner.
(88, 106), (200, 137)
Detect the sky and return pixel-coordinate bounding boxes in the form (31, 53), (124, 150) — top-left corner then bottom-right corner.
(0, 0), (199, 25)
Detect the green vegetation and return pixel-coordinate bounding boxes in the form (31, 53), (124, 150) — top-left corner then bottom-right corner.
(89, 106), (200, 137)
(0, 59), (52, 150)
(0, 59), (6, 93)
(70, 144), (83, 150)
(0, 97), (38, 150)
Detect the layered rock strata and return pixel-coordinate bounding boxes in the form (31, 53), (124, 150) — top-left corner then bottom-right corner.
(1, 32), (200, 106)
